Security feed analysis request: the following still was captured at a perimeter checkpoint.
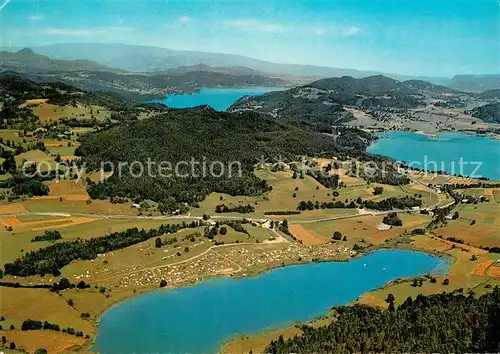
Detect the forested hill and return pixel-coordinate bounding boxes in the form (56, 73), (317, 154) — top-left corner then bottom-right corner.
(307, 75), (455, 95)
(267, 288), (500, 353)
(76, 107), (375, 212)
(5, 69), (288, 101)
(0, 74), (124, 107)
(228, 75), (454, 130)
(0, 74), (143, 127)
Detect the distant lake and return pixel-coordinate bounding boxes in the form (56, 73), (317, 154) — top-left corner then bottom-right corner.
(93, 249), (448, 354)
(368, 131), (500, 181)
(153, 87), (284, 111)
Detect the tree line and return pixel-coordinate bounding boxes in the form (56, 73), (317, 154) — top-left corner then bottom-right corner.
(266, 287), (500, 353)
(297, 196), (422, 211)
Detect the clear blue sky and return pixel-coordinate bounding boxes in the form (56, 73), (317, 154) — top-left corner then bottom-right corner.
(0, 0), (498, 76)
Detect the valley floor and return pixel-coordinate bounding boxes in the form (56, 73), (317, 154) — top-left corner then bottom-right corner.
(0, 163), (499, 353)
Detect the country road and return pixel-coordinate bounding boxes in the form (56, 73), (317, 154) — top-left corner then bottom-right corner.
(0, 198), (455, 226)
(0, 178), (455, 226)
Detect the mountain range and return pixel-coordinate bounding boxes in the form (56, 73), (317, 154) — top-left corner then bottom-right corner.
(3, 43), (453, 85)
(0, 48), (121, 73)
(1, 44), (499, 99)
(0, 49), (289, 100)
(228, 75), (467, 130)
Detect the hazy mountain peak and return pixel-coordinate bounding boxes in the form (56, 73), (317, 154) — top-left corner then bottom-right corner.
(16, 48), (36, 55)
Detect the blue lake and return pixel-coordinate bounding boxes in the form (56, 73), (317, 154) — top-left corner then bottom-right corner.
(368, 131), (500, 181)
(93, 249), (448, 354)
(154, 86), (284, 111)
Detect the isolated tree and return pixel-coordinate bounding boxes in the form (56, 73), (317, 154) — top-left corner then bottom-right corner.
(155, 237), (162, 248)
(35, 348), (48, 354)
(219, 227), (227, 235)
(333, 231), (342, 240)
(385, 293), (395, 303)
(159, 279), (167, 287)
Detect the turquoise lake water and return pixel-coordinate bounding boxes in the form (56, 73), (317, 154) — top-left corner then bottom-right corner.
(93, 249), (448, 354)
(155, 87), (284, 111)
(368, 131), (500, 181)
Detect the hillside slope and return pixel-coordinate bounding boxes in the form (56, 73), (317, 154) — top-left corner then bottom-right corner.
(0, 48), (120, 73)
(451, 74), (500, 92)
(471, 102), (500, 123)
(228, 75), (455, 129)
(76, 106), (374, 211)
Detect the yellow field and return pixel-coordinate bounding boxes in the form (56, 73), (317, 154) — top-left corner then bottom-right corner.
(357, 293), (389, 308)
(221, 326), (301, 354)
(288, 224), (329, 245)
(0, 216), (194, 265)
(303, 213), (431, 245)
(15, 150), (57, 171)
(196, 167), (438, 220)
(30, 102), (110, 124)
(46, 180), (87, 196)
(0, 215), (96, 232)
(489, 266), (500, 279)
(26, 98), (49, 105)
(20, 198), (138, 215)
(0, 287), (95, 334)
(0, 203), (27, 214)
(196, 168), (335, 217)
(43, 139), (80, 148)
(434, 203), (500, 248)
(470, 260), (496, 277)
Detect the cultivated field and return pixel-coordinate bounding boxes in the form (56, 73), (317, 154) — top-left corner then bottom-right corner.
(29, 101), (110, 124)
(434, 201), (500, 248)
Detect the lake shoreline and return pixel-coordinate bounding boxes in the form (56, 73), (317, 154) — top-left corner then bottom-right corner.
(368, 130), (500, 181)
(90, 245), (449, 354)
(148, 86), (286, 111)
(219, 243), (456, 354)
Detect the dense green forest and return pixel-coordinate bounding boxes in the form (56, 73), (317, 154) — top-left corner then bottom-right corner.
(267, 288), (500, 353)
(471, 102), (500, 123)
(77, 106), (409, 211)
(77, 107), (366, 209)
